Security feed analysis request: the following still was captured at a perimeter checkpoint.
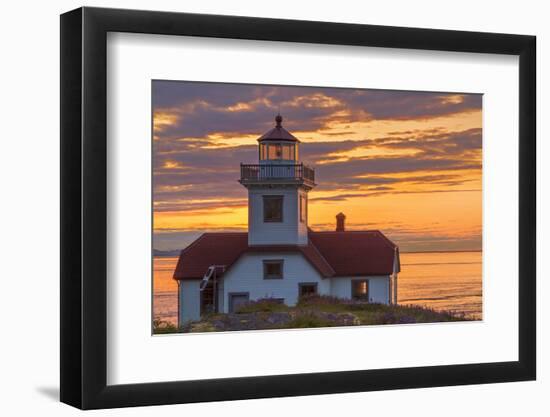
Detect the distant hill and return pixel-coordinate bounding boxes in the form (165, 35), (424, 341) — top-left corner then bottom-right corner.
(153, 249), (181, 257)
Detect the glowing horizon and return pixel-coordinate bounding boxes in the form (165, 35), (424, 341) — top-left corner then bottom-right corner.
(153, 81), (482, 253)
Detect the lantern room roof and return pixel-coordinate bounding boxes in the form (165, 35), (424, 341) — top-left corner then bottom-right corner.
(258, 114), (300, 143)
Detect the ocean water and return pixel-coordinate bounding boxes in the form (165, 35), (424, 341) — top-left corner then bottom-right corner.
(397, 251), (482, 319)
(153, 251), (482, 326)
(153, 256), (179, 325)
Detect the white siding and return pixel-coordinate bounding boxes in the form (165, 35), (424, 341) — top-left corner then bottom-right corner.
(178, 280), (201, 324)
(297, 189), (309, 243)
(247, 187), (308, 246)
(221, 252), (329, 312)
(330, 276), (391, 304)
(391, 251), (400, 304)
(180, 260), (394, 322)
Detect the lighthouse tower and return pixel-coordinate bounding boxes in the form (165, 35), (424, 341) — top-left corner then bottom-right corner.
(239, 115), (316, 246)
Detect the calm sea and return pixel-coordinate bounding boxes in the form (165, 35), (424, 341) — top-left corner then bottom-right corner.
(153, 251), (482, 325)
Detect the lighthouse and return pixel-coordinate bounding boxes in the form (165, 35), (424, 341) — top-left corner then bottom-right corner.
(239, 115), (316, 246)
(174, 114), (400, 322)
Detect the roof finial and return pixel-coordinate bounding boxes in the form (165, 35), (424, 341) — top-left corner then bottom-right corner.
(275, 113), (283, 127)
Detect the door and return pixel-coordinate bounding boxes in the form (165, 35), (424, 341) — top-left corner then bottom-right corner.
(229, 293), (250, 313)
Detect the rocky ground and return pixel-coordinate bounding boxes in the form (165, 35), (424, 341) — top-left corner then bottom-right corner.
(154, 295), (471, 334)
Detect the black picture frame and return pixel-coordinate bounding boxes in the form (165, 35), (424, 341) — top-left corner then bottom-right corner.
(60, 6), (536, 410)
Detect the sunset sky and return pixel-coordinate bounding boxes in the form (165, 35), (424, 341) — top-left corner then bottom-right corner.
(153, 81), (482, 253)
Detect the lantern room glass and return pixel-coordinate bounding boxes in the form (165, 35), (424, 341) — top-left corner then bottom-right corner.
(260, 143), (297, 162)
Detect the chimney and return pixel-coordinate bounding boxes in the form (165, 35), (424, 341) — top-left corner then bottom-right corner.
(336, 212), (346, 232)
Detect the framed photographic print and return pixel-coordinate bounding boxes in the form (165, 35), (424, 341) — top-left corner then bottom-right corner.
(60, 7), (536, 410)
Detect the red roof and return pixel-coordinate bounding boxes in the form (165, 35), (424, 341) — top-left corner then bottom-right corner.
(257, 115), (300, 143)
(173, 231), (399, 280)
(309, 231), (398, 277)
(173, 233), (248, 281)
(257, 126), (299, 142)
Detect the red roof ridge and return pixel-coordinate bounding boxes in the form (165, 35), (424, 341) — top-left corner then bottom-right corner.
(246, 244), (302, 250)
(310, 230), (396, 248)
(244, 243), (335, 277)
(372, 230), (398, 249)
(173, 232), (248, 280)
(303, 239), (336, 277)
(178, 232), (208, 256)
(311, 229), (380, 234)
(200, 231), (247, 236)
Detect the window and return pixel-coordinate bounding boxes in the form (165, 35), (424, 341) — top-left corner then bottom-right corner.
(267, 144), (282, 160)
(300, 194), (307, 223)
(263, 143), (295, 160)
(282, 144), (292, 160)
(260, 143), (267, 160)
(263, 260), (284, 279)
(263, 195), (283, 222)
(299, 283), (318, 297)
(352, 280), (369, 301)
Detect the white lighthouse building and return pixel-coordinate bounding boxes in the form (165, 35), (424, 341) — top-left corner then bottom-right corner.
(240, 114), (314, 246)
(174, 115), (400, 323)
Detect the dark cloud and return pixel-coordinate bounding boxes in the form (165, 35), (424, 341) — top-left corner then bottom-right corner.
(317, 155), (480, 178)
(153, 81), (482, 142)
(329, 89), (482, 120)
(310, 188), (481, 203)
(152, 81), (482, 253)
(154, 199), (247, 213)
(153, 127), (482, 210)
(375, 128), (482, 156)
(153, 81), (264, 109)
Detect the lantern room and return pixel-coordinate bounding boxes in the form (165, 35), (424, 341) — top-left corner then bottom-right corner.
(258, 114), (299, 164)
(239, 114), (315, 189)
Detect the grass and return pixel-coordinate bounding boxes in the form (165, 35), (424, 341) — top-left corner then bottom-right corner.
(153, 295), (471, 334)
(283, 313), (335, 329)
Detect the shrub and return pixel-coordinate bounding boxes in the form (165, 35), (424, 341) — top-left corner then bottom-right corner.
(152, 319), (179, 334)
(235, 298), (289, 313)
(346, 301), (386, 312)
(296, 294), (343, 306)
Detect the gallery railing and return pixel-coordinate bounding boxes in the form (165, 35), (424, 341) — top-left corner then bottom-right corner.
(240, 163), (315, 184)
